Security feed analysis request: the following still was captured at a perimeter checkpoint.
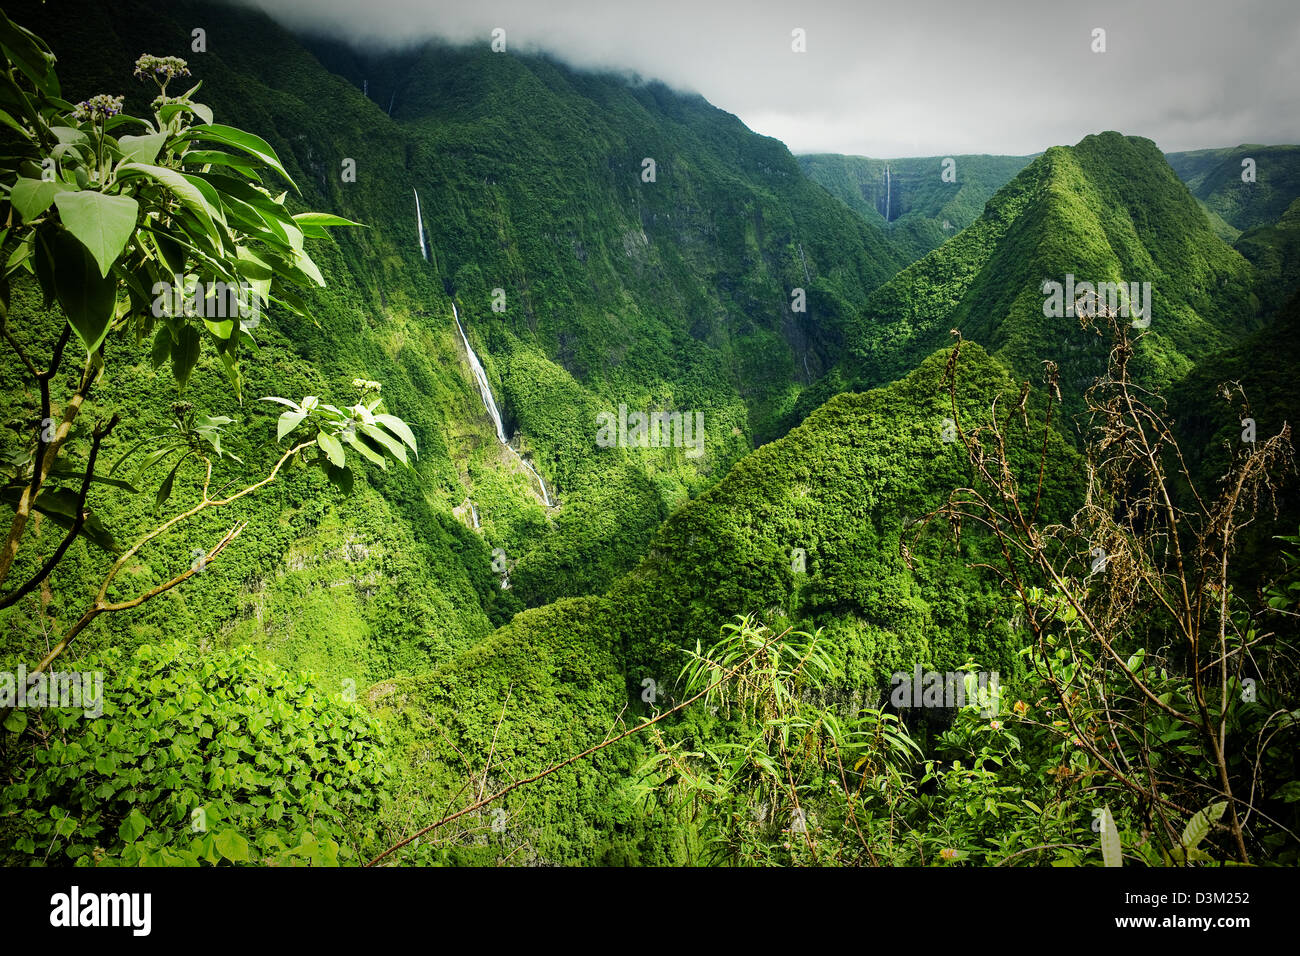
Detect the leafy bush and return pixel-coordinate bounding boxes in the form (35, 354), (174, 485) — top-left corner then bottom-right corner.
(1, 641), (390, 865)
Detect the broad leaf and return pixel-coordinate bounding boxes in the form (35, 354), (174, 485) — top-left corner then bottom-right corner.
(1181, 801), (1227, 851)
(171, 323), (202, 390)
(118, 162), (221, 245)
(317, 430), (345, 467)
(277, 409), (307, 441)
(53, 190), (139, 277)
(10, 176), (72, 222)
(374, 413), (417, 455)
(116, 132), (168, 165)
(184, 124), (296, 189)
(214, 829), (251, 863)
(42, 228), (116, 352)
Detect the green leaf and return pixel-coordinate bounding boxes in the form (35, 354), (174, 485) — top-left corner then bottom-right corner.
(184, 124), (296, 190)
(323, 462), (353, 495)
(1181, 801), (1227, 851)
(292, 248), (325, 286)
(53, 191), (139, 277)
(214, 828), (251, 862)
(10, 176), (73, 222)
(41, 228), (116, 353)
(171, 323), (202, 390)
(259, 396), (301, 411)
(160, 99), (213, 126)
(0, 9), (59, 95)
(117, 163), (221, 245)
(118, 808), (149, 843)
(182, 149), (263, 180)
(342, 430), (387, 469)
(150, 230), (187, 275)
(0, 485), (120, 552)
(156, 455), (186, 508)
(374, 413), (418, 456)
(47, 467), (137, 493)
(2, 708), (27, 734)
(277, 410), (307, 441)
(291, 211), (363, 228)
(116, 132), (168, 166)
(292, 211), (364, 238)
(0, 107), (32, 140)
(360, 422), (406, 464)
(317, 431), (345, 468)
(150, 325), (172, 368)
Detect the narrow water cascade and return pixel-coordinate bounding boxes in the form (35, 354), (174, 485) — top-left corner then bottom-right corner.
(883, 164), (892, 223)
(452, 303), (553, 507)
(414, 188), (427, 261)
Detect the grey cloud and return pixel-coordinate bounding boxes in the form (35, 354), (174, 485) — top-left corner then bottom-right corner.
(230, 0), (1300, 156)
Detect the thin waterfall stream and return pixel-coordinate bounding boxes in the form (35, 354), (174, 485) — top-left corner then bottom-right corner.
(452, 303), (553, 507)
(883, 164), (892, 223)
(414, 188), (427, 261)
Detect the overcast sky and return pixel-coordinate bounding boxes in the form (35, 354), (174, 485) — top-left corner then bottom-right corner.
(232, 0), (1300, 158)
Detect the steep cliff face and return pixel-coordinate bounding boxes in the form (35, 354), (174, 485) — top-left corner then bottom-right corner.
(4, 0), (911, 635)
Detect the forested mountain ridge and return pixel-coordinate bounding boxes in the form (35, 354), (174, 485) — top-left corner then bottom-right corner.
(2, 0), (1297, 871)
(798, 152), (1034, 263)
(802, 144), (1300, 260)
(1, 0), (906, 662)
(371, 342), (1082, 863)
(1165, 143), (1300, 238)
(795, 133), (1263, 433)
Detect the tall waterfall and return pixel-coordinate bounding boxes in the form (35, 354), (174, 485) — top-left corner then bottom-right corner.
(414, 189), (427, 261)
(452, 304), (553, 507)
(883, 165), (892, 223)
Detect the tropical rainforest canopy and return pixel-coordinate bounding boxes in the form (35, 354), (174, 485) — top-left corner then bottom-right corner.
(2, 0), (1299, 877)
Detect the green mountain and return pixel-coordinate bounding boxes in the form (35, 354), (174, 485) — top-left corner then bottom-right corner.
(1165, 144), (1300, 239)
(373, 342), (1080, 863)
(810, 133), (1260, 430)
(3, 0), (1297, 871)
(1233, 197), (1300, 314)
(798, 152), (1034, 263)
(1, 0), (907, 678)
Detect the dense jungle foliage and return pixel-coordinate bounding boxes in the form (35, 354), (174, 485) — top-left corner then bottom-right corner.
(2, 0), (1299, 868)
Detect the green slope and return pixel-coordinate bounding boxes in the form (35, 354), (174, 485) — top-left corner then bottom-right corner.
(374, 342), (1081, 863)
(1169, 285), (1300, 577)
(1, 0), (907, 677)
(825, 132), (1260, 428)
(1166, 144), (1300, 238)
(1233, 197), (1300, 314)
(799, 152), (1034, 263)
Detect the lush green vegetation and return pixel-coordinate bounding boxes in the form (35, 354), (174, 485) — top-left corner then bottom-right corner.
(2, 1), (1298, 869)
(1233, 197), (1300, 315)
(818, 133), (1262, 427)
(3, 641), (390, 865)
(1166, 144), (1300, 237)
(799, 152), (1034, 264)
